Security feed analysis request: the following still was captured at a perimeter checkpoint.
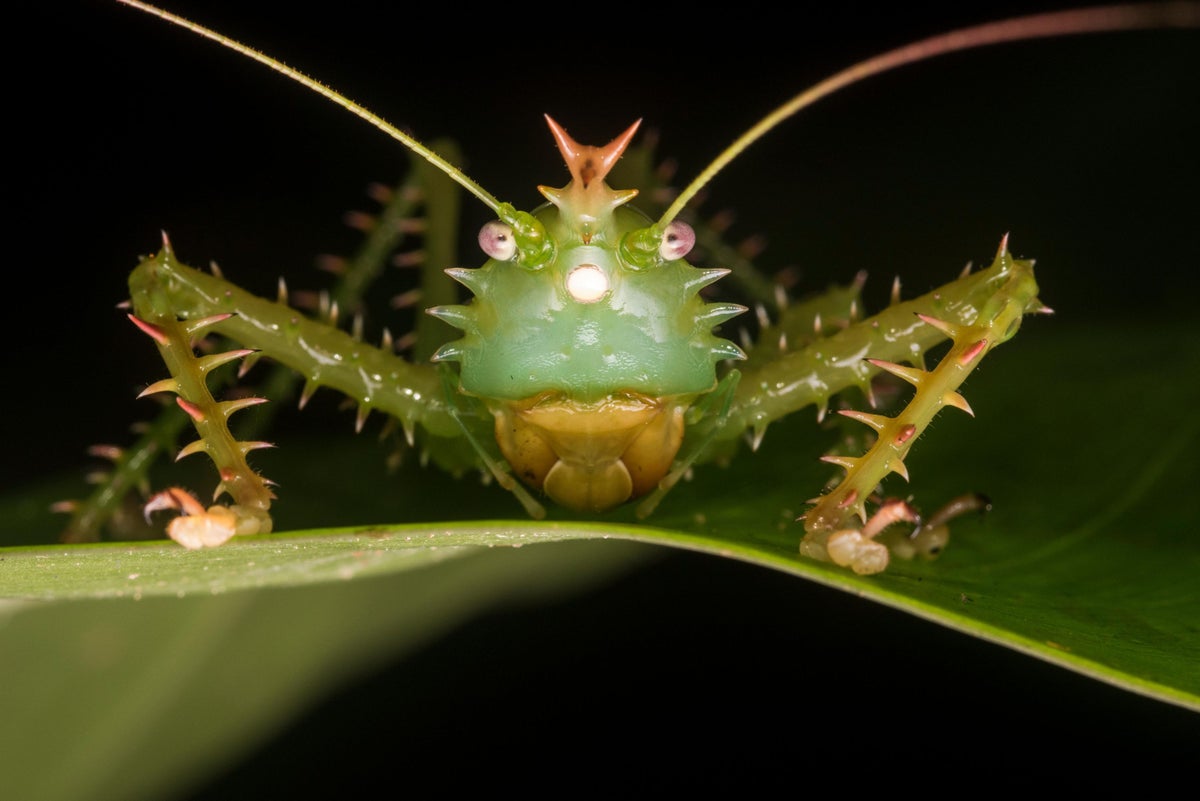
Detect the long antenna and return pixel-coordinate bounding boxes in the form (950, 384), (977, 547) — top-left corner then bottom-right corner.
(659, 3), (1200, 226)
(116, 0), (503, 214)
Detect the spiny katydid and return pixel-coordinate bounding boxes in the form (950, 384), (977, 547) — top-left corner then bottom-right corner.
(58, 1), (1199, 574)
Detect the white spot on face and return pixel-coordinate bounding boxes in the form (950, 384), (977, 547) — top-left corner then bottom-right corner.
(566, 264), (608, 303)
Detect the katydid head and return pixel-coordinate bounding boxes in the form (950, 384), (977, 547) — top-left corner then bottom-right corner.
(430, 115), (743, 404)
(477, 116), (697, 287)
(426, 116), (745, 514)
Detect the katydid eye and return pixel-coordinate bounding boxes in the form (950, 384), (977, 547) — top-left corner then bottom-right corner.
(479, 221), (517, 260)
(659, 221), (696, 260)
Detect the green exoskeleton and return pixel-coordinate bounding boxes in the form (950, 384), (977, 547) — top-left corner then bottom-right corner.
(69, 1), (1197, 574)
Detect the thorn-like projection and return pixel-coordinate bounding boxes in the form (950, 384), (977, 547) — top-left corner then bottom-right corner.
(700, 302), (747, 327)
(960, 261), (973, 278)
(393, 250), (426, 268)
(176, 439), (208, 461)
(144, 486), (204, 522)
(820, 454), (859, 472)
(196, 348), (256, 375)
(393, 331), (418, 352)
(367, 182), (393, 203)
(209, 260), (224, 279)
(774, 284), (789, 311)
(866, 358), (925, 388)
(182, 313), (235, 338)
(942, 390), (974, 416)
(399, 417), (416, 448)
(175, 397), (206, 423)
(277, 277), (289, 305)
(218, 396), (269, 419)
(738, 233), (766, 260)
(87, 444), (124, 462)
(813, 313), (823, 336)
(298, 380), (318, 410)
(710, 338), (747, 363)
(137, 378), (179, 399)
(755, 303), (770, 328)
(684, 268), (730, 295)
(290, 290), (319, 312)
(238, 351), (263, 378)
(377, 416), (396, 444)
(343, 210), (376, 231)
(329, 300), (340, 327)
(838, 409), (888, 432)
(915, 312), (962, 339)
(890, 275), (902, 305)
(392, 289), (423, 309)
(352, 312), (364, 341)
(749, 422), (768, 452)
(128, 314), (169, 345)
(316, 254), (348, 275)
(958, 339), (988, 365)
(355, 405), (371, 434)
(864, 378), (878, 410)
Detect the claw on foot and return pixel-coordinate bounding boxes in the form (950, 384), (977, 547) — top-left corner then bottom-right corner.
(825, 529), (890, 575)
(144, 487), (272, 549)
(883, 492), (991, 562)
(802, 493), (989, 575)
(822, 497), (919, 575)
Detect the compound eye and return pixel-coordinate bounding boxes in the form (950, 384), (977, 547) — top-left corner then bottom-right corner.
(659, 220), (696, 261)
(479, 221), (517, 260)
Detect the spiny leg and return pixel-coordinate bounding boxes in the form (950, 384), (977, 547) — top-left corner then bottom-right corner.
(125, 239), (460, 546)
(60, 150), (444, 542)
(713, 238), (1048, 572)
